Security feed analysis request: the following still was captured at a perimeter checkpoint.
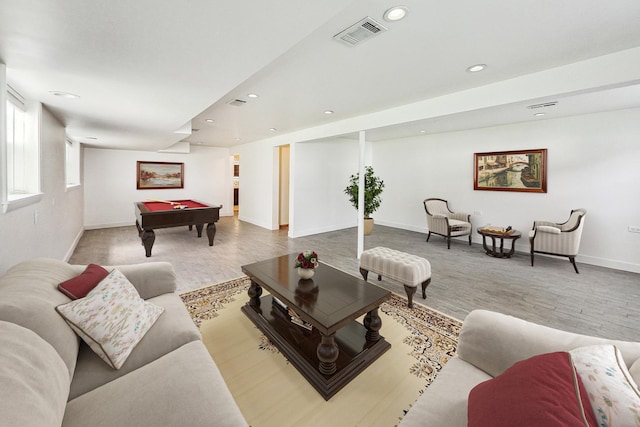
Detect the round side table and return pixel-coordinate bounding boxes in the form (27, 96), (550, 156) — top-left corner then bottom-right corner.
(476, 228), (522, 259)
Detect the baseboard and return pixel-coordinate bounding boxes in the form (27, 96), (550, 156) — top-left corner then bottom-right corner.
(84, 221), (135, 230)
(575, 254), (640, 274)
(64, 228), (85, 262)
(289, 222), (355, 238)
(237, 214), (277, 230)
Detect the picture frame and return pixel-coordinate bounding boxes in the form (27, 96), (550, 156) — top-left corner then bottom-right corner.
(136, 161), (184, 189)
(474, 149), (547, 193)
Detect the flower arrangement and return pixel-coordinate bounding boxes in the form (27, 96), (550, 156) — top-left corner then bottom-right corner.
(294, 250), (319, 270)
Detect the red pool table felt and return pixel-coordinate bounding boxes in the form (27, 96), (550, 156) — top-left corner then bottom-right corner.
(142, 200), (209, 211)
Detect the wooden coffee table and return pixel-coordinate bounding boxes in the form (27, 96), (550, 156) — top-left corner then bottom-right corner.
(241, 254), (391, 400)
(477, 227), (522, 258)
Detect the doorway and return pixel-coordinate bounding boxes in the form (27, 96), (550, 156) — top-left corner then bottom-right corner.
(233, 154), (239, 215)
(278, 145), (290, 228)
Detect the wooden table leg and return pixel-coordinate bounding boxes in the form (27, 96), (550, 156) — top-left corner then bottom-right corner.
(247, 280), (262, 307)
(317, 333), (339, 375)
(481, 235), (490, 255)
(504, 237), (520, 258)
(364, 307), (382, 341)
(206, 223), (216, 246)
(141, 230), (155, 257)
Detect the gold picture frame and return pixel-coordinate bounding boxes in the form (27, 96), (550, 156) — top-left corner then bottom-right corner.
(136, 161), (184, 189)
(474, 149), (547, 193)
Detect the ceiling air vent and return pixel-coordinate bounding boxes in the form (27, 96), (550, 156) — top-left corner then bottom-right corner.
(226, 98), (247, 107)
(333, 17), (387, 47)
(526, 101), (558, 109)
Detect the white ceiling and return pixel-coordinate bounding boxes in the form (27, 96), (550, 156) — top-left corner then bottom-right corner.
(2, 0), (640, 151)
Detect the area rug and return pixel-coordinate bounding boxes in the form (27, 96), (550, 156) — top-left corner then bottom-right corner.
(180, 277), (462, 427)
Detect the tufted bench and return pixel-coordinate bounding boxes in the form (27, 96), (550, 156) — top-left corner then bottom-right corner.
(359, 247), (432, 308)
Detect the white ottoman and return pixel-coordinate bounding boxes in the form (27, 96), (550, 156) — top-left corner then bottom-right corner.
(359, 247), (432, 308)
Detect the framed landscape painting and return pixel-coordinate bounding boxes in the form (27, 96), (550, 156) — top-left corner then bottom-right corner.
(137, 161), (184, 189)
(474, 149), (547, 193)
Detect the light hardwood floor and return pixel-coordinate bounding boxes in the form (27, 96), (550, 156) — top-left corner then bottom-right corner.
(69, 215), (640, 341)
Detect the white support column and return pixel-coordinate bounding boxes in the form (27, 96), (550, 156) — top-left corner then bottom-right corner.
(357, 130), (366, 258)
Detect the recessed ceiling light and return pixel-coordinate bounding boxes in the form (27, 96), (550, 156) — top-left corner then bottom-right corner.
(383, 6), (409, 22)
(49, 91), (80, 99)
(534, 112), (546, 117)
(419, 130), (427, 133)
(84, 136), (98, 140)
(205, 119), (214, 123)
(324, 110), (334, 115)
(466, 64), (487, 73)
(247, 93), (259, 99)
(269, 128), (277, 132)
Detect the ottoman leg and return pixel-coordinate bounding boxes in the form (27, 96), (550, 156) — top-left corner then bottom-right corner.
(359, 267), (369, 281)
(404, 285), (417, 308)
(421, 278), (431, 299)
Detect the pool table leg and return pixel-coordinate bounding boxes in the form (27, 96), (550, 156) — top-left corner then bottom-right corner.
(206, 223), (216, 246)
(141, 230), (155, 257)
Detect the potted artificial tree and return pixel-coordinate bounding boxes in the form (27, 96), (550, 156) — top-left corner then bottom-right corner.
(344, 166), (385, 235)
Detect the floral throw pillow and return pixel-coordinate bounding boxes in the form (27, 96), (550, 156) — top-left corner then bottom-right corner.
(56, 269), (164, 369)
(570, 344), (640, 426)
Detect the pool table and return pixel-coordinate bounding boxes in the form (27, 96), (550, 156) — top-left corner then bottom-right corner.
(134, 199), (221, 257)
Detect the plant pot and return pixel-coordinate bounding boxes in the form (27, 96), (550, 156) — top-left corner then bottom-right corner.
(364, 218), (375, 235)
(297, 268), (315, 279)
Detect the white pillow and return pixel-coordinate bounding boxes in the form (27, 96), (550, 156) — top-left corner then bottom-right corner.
(570, 344), (640, 426)
(56, 269), (164, 369)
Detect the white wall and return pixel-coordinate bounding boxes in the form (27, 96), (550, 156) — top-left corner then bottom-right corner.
(290, 138), (361, 237)
(83, 145), (232, 228)
(0, 107), (84, 275)
(235, 141), (279, 229)
(373, 108), (640, 272)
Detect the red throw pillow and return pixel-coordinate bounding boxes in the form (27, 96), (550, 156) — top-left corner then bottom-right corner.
(58, 264), (109, 299)
(468, 352), (597, 427)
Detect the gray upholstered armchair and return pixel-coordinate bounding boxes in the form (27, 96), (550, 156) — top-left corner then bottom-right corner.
(529, 208), (587, 273)
(423, 198), (472, 249)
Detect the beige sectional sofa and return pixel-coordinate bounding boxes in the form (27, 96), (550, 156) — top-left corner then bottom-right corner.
(400, 309), (640, 426)
(0, 258), (247, 427)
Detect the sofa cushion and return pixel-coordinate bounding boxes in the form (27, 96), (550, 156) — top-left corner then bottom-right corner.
(399, 356), (491, 427)
(69, 291), (202, 399)
(468, 352), (597, 427)
(63, 341), (247, 427)
(68, 261), (178, 300)
(58, 263), (109, 299)
(0, 258), (81, 377)
(56, 269), (164, 370)
(0, 320), (70, 427)
(570, 345), (640, 427)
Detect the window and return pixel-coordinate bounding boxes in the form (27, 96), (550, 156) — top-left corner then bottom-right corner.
(65, 138), (80, 187)
(2, 82), (42, 212)
(6, 91), (27, 195)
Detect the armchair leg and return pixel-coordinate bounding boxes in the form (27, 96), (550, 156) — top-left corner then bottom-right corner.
(426, 231), (431, 242)
(468, 235), (472, 245)
(570, 257), (580, 274)
(447, 237), (451, 250)
(530, 252), (534, 267)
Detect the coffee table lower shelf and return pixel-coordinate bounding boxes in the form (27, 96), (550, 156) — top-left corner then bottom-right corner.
(241, 295), (391, 400)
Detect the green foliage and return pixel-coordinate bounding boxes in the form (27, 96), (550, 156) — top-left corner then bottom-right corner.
(344, 166), (385, 218)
